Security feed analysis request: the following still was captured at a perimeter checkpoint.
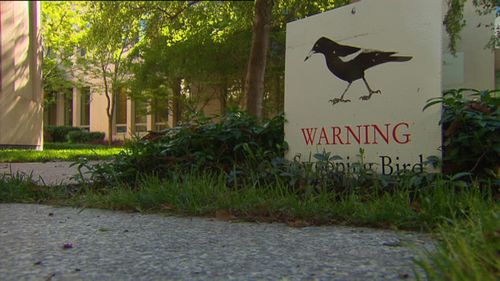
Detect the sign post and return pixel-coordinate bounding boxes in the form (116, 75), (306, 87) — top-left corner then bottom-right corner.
(285, 0), (442, 175)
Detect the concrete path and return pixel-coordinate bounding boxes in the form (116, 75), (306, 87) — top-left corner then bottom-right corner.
(0, 161), (95, 186)
(0, 204), (434, 281)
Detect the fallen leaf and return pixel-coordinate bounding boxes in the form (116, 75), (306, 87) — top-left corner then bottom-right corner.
(287, 220), (310, 228)
(215, 210), (234, 221)
(160, 203), (174, 210)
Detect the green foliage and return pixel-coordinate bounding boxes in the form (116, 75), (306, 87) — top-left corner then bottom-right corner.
(90, 110), (286, 184)
(67, 131), (105, 144)
(444, 0), (497, 54)
(425, 89), (499, 182)
(444, 0), (467, 55)
(44, 126), (82, 142)
(416, 208), (500, 281)
(41, 1), (88, 96)
(128, 1), (351, 118)
(0, 173), (66, 203)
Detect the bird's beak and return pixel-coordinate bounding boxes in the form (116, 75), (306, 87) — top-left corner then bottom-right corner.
(304, 49), (315, 61)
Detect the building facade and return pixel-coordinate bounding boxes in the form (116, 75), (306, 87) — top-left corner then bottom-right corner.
(0, 1), (43, 149)
(43, 83), (223, 141)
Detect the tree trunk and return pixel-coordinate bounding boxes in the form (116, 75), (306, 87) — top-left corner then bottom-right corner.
(101, 62), (113, 145)
(170, 78), (182, 126)
(244, 0), (273, 118)
(219, 77), (228, 115)
(272, 74), (283, 116)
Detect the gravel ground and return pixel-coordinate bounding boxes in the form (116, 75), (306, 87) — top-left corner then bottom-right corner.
(0, 204), (435, 281)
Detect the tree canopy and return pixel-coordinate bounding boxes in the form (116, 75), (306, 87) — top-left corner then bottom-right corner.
(41, 0), (496, 120)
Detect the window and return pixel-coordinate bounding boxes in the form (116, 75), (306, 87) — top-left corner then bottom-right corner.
(134, 100), (147, 133)
(44, 92), (57, 125)
(153, 99), (169, 131)
(45, 103), (57, 126)
(80, 87), (90, 128)
(64, 90), (73, 126)
(115, 90), (127, 133)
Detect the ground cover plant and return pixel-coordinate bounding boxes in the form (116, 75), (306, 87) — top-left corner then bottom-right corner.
(0, 143), (122, 163)
(86, 110), (287, 185)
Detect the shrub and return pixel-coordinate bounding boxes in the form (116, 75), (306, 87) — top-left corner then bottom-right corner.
(89, 110), (287, 184)
(67, 130), (105, 144)
(44, 126), (82, 142)
(424, 89), (499, 181)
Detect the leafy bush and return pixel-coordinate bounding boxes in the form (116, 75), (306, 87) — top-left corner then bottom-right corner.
(425, 89), (499, 181)
(67, 130), (105, 144)
(44, 126), (82, 142)
(89, 110), (287, 184)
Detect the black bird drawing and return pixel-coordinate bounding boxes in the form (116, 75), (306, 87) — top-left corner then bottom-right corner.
(304, 37), (412, 105)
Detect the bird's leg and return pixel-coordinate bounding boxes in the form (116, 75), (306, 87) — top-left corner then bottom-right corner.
(329, 83), (352, 105)
(359, 77), (381, 101)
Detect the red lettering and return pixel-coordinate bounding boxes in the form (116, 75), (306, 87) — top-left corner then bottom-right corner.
(301, 128), (317, 145)
(363, 124), (370, 144)
(393, 122), (411, 144)
(372, 124), (390, 144)
(345, 125), (361, 144)
(331, 126), (344, 144)
(300, 122), (411, 146)
(317, 127), (330, 145)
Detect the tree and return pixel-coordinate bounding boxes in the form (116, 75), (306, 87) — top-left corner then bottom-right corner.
(79, 2), (142, 144)
(41, 1), (87, 104)
(128, 1), (254, 122)
(244, 0), (274, 118)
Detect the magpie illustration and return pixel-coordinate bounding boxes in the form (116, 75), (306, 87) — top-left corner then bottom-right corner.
(304, 37), (412, 105)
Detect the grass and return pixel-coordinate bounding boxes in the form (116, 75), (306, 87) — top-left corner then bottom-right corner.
(416, 209), (500, 281)
(69, 173), (497, 230)
(0, 173), (70, 203)
(0, 171), (497, 280)
(0, 142), (122, 163)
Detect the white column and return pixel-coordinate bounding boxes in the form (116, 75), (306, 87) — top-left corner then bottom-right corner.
(72, 87), (81, 127)
(146, 103), (153, 131)
(126, 98), (135, 138)
(55, 92), (65, 126)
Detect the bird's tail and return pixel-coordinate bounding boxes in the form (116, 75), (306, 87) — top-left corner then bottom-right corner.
(389, 55), (412, 62)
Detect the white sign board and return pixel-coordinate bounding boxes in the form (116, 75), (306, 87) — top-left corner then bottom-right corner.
(285, 0), (442, 175)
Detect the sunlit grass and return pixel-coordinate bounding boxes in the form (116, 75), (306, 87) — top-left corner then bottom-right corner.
(0, 143), (122, 163)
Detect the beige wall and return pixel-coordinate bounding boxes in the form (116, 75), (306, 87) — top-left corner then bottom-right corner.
(0, 1), (43, 149)
(442, 1), (495, 90)
(89, 88), (110, 139)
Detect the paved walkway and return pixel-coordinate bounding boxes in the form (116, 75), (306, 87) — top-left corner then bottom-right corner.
(0, 204), (434, 281)
(0, 161), (94, 186)
(0, 163), (435, 280)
